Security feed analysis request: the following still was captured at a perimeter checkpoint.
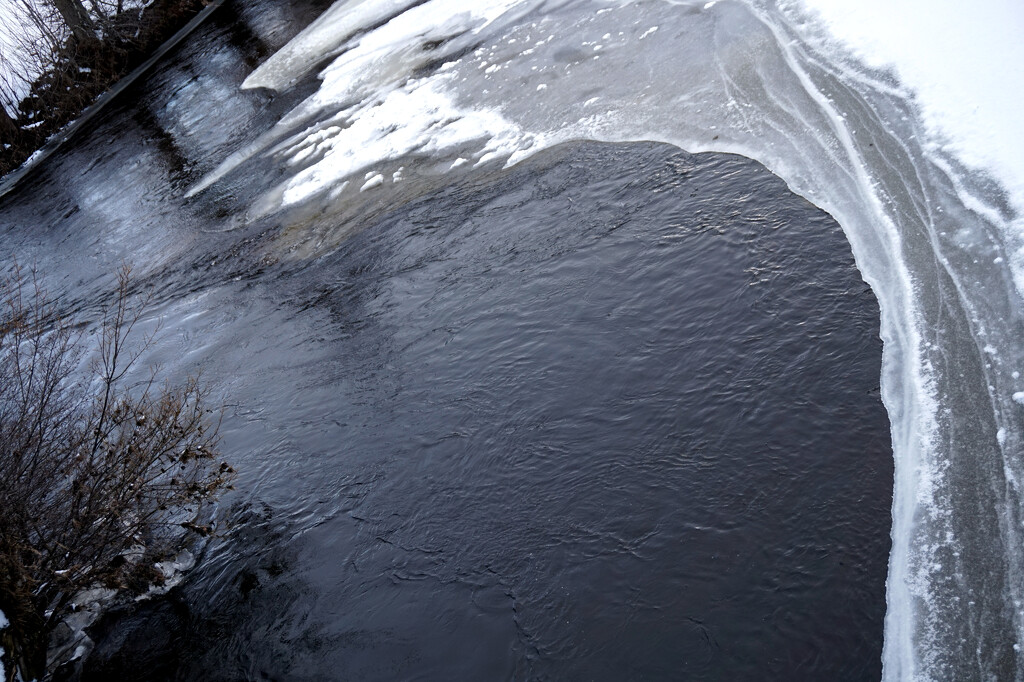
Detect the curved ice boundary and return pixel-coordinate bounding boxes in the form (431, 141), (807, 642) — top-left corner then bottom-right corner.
(189, 0), (1024, 678)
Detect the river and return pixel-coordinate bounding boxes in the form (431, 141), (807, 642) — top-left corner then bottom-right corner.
(1, 0), (1021, 679)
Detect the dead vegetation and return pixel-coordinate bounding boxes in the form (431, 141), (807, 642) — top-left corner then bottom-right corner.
(0, 265), (233, 681)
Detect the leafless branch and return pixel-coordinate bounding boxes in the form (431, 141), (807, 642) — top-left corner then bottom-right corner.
(0, 265), (233, 681)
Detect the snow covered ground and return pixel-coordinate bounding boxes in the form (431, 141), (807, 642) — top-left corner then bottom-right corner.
(798, 0), (1024, 208)
(0, 0), (43, 115)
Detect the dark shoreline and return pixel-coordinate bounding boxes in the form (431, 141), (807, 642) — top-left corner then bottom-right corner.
(0, 0), (222, 185)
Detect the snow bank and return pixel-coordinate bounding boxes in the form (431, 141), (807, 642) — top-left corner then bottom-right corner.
(796, 0), (1024, 207)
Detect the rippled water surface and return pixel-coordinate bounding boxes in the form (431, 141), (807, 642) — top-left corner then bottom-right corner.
(1, 0), (899, 679)
(75, 138), (890, 678)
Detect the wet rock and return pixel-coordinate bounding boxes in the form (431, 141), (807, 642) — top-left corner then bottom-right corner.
(71, 597), (190, 682)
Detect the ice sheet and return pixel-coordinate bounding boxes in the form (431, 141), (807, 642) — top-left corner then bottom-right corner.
(241, 0), (421, 91)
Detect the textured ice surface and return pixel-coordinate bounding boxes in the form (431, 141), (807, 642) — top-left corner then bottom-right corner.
(796, 0), (1024, 318)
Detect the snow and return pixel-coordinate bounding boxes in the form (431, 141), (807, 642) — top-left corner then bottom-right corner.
(796, 0), (1024, 213)
(359, 173), (384, 191)
(0, 608), (8, 681)
(275, 76), (533, 207)
(0, 0), (44, 114)
(0, 0), (174, 117)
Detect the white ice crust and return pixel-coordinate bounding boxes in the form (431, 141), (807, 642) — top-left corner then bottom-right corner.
(275, 77), (534, 207)
(245, 0), (521, 98)
(241, 0), (422, 91)
(188, 0), (531, 204)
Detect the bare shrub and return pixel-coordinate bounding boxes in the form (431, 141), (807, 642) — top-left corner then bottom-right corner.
(0, 265), (234, 681)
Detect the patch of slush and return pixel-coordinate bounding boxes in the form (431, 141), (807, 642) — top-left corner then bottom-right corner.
(148, 550), (197, 596)
(360, 173), (384, 191)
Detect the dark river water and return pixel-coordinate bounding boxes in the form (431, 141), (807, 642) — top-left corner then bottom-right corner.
(1, 1), (893, 680)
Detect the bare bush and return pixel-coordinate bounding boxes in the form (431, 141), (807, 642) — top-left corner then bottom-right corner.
(0, 265), (234, 681)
